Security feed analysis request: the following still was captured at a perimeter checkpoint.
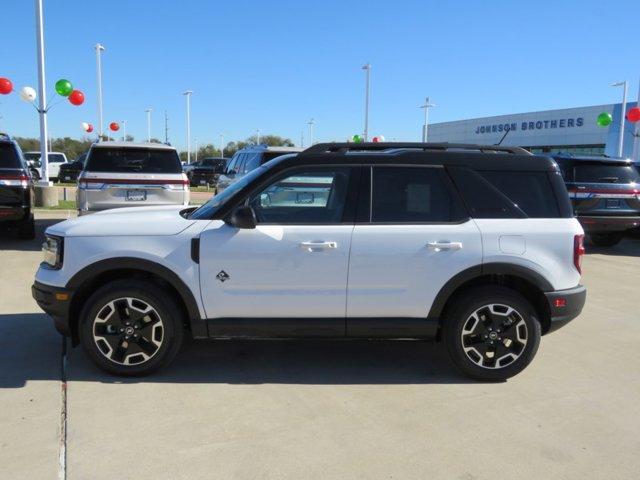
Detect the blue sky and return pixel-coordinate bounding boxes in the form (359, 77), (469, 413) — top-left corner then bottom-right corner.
(0, 0), (637, 150)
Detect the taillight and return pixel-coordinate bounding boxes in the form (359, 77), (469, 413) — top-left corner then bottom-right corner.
(574, 234), (585, 274)
(0, 172), (29, 188)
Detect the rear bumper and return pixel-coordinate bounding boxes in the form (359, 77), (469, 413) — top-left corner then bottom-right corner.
(31, 280), (73, 337)
(544, 285), (586, 333)
(578, 215), (640, 233)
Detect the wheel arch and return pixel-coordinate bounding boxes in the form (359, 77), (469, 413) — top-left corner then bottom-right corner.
(66, 257), (206, 345)
(428, 263), (553, 336)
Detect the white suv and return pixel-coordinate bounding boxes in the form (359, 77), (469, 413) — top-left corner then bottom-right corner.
(32, 143), (586, 380)
(77, 142), (189, 214)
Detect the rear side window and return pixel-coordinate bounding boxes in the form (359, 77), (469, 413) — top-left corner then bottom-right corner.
(85, 148), (182, 173)
(479, 171), (560, 218)
(371, 167), (467, 223)
(573, 163), (640, 184)
(49, 154), (65, 163)
(0, 143), (21, 168)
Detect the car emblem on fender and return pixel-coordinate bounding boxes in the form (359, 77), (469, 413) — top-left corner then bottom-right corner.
(216, 270), (230, 282)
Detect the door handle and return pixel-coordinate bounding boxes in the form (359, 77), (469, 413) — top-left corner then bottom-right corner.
(299, 241), (338, 252)
(427, 241), (463, 252)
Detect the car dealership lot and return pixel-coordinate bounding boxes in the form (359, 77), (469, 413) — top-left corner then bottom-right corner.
(1, 211), (639, 479)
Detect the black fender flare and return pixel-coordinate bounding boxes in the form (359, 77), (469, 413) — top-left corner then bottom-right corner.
(66, 257), (206, 337)
(427, 262), (553, 320)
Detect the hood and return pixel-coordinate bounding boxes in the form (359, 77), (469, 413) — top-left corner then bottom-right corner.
(47, 205), (197, 237)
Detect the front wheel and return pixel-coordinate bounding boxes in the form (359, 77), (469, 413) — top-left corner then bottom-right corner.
(79, 279), (184, 376)
(589, 232), (623, 247)
(443, 286), (541, 381)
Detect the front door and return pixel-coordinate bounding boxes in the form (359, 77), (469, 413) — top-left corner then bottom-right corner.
(199, 166), (355, 331)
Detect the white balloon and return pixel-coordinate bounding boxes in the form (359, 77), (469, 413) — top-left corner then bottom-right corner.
(19, 86), (37, 103)
(377, 135), (385, 142)
(81, 122), (89, 131)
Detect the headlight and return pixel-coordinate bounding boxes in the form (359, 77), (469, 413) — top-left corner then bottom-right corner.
(42, 235), (63, 269)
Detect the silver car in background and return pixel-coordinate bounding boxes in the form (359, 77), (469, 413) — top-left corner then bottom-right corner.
(77, 142), (189, 214)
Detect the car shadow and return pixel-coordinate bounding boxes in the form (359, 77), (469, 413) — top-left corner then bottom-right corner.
(0, 218), (64, 252)
(0, 313), (474, 387)
(585, 236), (640, 257)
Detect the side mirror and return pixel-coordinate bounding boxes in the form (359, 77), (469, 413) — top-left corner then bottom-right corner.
(226, 205), (257, 229)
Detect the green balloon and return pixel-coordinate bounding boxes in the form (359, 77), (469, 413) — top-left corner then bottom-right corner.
(352, 134), (362, 143)
(55, 79), (73, 97)
(596, 112), (612, 127)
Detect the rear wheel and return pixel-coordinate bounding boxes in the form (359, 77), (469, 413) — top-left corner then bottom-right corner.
(443, 286), (541, 381)
(79, 279), (184, 376)
(589, 232), (623, 247)
(17, 214), (35, 240)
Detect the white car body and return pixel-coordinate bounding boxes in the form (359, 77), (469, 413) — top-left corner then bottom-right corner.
(24, 151), (68, 180)
(36, 207), (582, 322)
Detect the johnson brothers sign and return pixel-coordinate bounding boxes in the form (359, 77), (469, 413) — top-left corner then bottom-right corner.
(475, 117), (584, 134)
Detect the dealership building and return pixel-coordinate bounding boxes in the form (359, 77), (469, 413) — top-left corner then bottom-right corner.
(428, 102), (639, 159)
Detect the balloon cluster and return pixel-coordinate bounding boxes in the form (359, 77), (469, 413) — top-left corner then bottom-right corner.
(350, 134), (385, 143)
(0, 76), (84, 106)
(81, 122), (94, 133)
(627, 107), (640, 123)
(596, 112), (612, 127)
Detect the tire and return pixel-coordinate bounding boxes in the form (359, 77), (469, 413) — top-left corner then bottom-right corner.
(17, 214), (36, 240)
(589, 232), (623, 247)
(443, 286), (541, 381)
(78, 279), (185, 376)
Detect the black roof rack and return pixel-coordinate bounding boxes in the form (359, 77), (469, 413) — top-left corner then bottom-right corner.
(301, 142), (532, 156)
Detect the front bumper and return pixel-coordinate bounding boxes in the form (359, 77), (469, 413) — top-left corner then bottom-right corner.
(32, 280), (73, 337)
(544, 285), (586, 333)
(578, 215), (640, 233)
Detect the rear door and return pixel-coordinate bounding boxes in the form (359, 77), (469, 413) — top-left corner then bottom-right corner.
(346, 166), (482, 323)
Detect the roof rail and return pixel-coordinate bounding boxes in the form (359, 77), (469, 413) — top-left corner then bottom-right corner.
(301, 142), (532, 156)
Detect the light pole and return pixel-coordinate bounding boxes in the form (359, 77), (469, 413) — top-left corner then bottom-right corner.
(182, 90), (193, 163)
(194, 138), (198, 162)
(362, 63), (371, 141)
(256, 129), (261, 144)
(122, 120), (126, 141)
(95, 43), (105, 140)
(35, 0), (49, 183)
(307, 118), (315, 145)
(419, 97), (436, 142)
(219, 134), (225, 158)
(633, 79), (640, 162)
(612, 81), (628, 157)
(145, 108), (152, 142)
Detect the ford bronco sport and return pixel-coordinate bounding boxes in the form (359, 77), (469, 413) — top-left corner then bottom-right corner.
(32, 143), (586, 380)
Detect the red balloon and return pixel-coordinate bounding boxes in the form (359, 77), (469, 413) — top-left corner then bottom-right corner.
(86, 124), (94, 133)
(0, 77), (12, 95)
(109, 122), (120, 132)
(372, 136), (380, 143)
(626, 107), (640, 123)
(68, 90), (84, 106)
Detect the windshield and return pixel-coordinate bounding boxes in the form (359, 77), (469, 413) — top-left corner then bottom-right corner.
(86, 147), (182, 173)
(0, 143), (21, 168)
(189, 166), (266, 219)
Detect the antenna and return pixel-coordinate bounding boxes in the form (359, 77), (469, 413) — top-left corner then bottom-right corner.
(495, 126), (511, 146)
(164, 110), (169, 144)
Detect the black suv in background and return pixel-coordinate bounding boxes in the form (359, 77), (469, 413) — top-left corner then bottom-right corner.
(187, 157), (226, 186)
(0, 134), (35, 239)
(59, 152), (87, 183)
(552, 154), (640, 247)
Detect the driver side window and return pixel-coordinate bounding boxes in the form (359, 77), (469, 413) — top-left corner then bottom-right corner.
(249, 167), (351, 224)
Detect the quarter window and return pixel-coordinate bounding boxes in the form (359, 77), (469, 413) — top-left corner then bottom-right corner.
(249, 168), (351, 224)
(371, 167), (467, 223)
